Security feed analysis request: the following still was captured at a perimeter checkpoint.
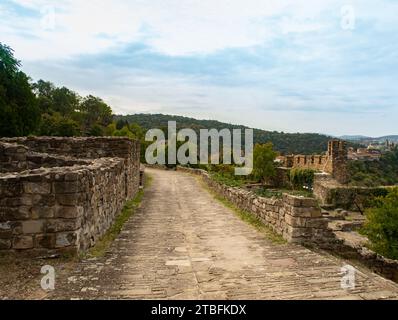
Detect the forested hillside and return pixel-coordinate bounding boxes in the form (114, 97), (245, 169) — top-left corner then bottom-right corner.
(116, 114), (349, 155)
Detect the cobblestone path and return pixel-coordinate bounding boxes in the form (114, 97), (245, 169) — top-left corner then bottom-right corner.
(52, 168), (398, 300)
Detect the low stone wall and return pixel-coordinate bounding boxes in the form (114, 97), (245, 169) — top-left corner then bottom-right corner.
(314, 174), (392, 210)
(0, 137), (141, 256)
(177, 166), (336, 246)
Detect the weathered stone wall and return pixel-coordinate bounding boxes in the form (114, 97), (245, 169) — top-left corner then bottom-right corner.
(283, 154), (330, 172)
(1, 137), (140, 199)
(177, 166), (337, 246)
(314, 174), (392, 210)
(0, 137), (140, 255)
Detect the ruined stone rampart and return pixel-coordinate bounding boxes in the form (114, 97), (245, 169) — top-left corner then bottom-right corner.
(278, 140), (348, 184)
(0, 137), (140, 256)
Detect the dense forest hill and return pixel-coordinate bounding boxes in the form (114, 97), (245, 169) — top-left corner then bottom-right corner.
(115, 113), (356, 155)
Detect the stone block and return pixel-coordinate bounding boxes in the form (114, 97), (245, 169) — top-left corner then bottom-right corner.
(0, 239), (12, 249)
(284, 194), (302, 206)
(306, 218), (328, 229)
(55, 232), (77, 248)
(46, 219), (79, 233)
(287, 226), (313, 238)
(53, 181), (80, 194)
(55, 206), (83, 219)
(22, 220), (45, 234)
(31, 206), (55, 219)
(0, 229), (12, 239)
(34, 194), (56, 206)
(56, 193), (82, 206)
(285, 214), (307, 227)
(290, 206), (321, 218)
(301, 198), (318, 207)
(35, 234), (56, 249)
(13, 235), (34, 249)
(64, 172), (79, 181)
(23, 182), (51, 194)
(0, 207), (30, 221)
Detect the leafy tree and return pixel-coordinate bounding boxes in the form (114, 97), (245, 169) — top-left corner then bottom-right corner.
(38, 113), (81, 137)
(32, 80), (55, 113)
(88, 124), (104, 136)
(361, 188), (398, 259)
(0, 43), (20, 73)
(104, 122), (117, 136)
(79, 95), (113, 134)
(116, 119), (129, 130)
(252, 143), (277, 183)
(0, 43), (40, 137)
(51, 86), (80, 116)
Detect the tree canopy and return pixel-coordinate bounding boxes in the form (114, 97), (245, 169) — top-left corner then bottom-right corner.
(0, 42), (40, 137)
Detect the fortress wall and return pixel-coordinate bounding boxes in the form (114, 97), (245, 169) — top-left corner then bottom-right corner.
(0, 137), (140, 255)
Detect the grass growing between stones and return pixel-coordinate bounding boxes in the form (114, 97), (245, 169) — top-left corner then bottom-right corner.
(198, 177), (286, 245)
(87, 174), (152, 258)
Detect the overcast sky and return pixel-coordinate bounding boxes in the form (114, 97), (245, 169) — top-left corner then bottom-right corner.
(1, 0), (397, 136)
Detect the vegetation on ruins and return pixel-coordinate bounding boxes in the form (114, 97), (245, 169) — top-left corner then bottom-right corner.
(256, 188), (313, 199)
(289, 168), (315, 190)
(360, 188), (398, 260)
(348, 147), (398, 187)
(252, 143), (277, 183)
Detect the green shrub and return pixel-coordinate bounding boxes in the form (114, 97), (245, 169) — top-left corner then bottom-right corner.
(210, 172), (245, 187)
(289, 168), (315, 190)
(252, 143), (277, 183)
(360, 188), (398, 260)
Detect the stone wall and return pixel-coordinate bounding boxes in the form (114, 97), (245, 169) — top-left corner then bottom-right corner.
(177, 166), (337, 246)
(314, 174), (392, 210)
(0, 137), (140, 255)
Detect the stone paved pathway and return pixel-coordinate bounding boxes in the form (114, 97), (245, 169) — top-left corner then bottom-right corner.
(51, 168), (398, 300)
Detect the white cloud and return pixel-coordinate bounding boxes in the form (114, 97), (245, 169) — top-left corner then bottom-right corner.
(1, 0), (358, 60)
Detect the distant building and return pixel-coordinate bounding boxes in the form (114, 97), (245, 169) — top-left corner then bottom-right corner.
(348, 146), (382, 161)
